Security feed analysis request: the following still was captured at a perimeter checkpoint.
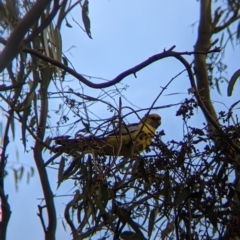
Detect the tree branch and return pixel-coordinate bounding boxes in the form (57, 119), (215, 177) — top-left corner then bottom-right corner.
(37, 205), (47, 233)
(24, 46), (220, 89)
(214, 13), (240, 33)
(0, 83), (23, 91)
(24, 0), (63, 44)
(0, 187), (11, 240)
(0, 0), (52, 72)
(32, 61), (56, 239)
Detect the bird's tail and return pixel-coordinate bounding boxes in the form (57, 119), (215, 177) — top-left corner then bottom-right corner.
(53, 136), (81, 154)
(53, 135), (107, 154)
(55, 137), (78, 146)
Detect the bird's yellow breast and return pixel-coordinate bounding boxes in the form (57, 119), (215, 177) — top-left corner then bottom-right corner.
(104, 122), (156, 156)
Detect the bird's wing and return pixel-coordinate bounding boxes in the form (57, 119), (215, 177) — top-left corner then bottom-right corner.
(107, 123), (139, 137)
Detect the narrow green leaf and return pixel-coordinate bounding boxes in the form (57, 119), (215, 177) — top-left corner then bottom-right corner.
(28, 116), (36, 128)
(164, 171), (171, 204)
(81, 0), (92, 39)
(61, 57), (68, 80)
(43, 136), (51, 152)
(94, 197), (107, 225)
(83, 197), (94, 226)
(26, 171), (30, 184)
(25, 80), (35, 108)
(88, 199), (96, 224)
(226, 26), (234, 48)
(61, 219), (66, 231)
(148, 209), (157, 238)
(62, 155), (83, 178)
(48, 24), (62, 77)
(207, 208), (218, 229)
(100, 181), (108, 209)
(20, 80), (35, 150)
(237, 21), (240, 40)
(43, 27), (50, 58)
(42, 64), (51, 86)
(82, 160), (92, 201)
(138, 159), (150, 186)
(13, 168), (18, 191)
(120, 231), (146, 240)
(219, 32), (224, 46)
(54, 27), (62, 63)
(57, 156), (65, 188)
(227, 69), (240, 96)
(175, 187), (191, 206)
(10, 115), (15, 140)
(30, 166), (34, 177)
(18, 166), (24, 180)
(77, 201), (84, 223)
(21, 104), (31, 150)
(26, 166), (34, 184)
(215, 78), (221, 95)
(86, 154), (92, 181)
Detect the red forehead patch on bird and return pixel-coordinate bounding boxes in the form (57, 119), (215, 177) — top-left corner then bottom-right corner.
(141, 113), (161, 122)
(149, 114), (161, 120)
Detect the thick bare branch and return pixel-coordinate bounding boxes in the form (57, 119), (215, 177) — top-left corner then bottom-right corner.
(24, 46), (220, 89)
(0, 0), (52, 72)
(32, 61), (56, 239)
(194, 0), (218, 127)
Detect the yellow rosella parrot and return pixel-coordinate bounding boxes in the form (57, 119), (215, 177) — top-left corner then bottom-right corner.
(54, 113), (161, 156)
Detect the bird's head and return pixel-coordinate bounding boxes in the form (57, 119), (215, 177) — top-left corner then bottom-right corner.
(142, 113), (161, 129)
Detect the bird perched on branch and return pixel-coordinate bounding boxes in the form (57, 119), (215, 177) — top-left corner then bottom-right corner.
(54, 113), (161, 156)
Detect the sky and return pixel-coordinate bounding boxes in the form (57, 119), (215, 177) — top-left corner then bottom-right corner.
(3, 0), (240, 239)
